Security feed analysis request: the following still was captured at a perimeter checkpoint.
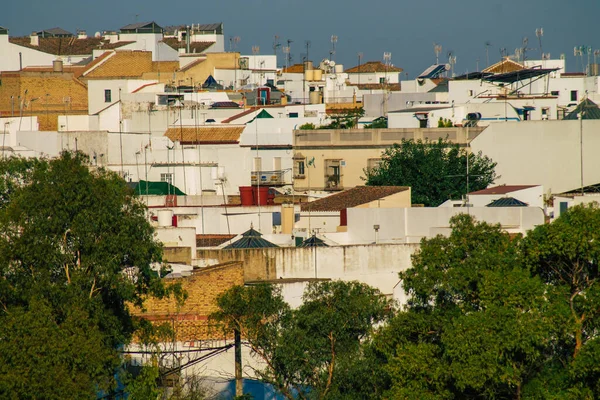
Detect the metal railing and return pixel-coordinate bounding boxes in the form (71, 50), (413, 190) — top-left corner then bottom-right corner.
(251, 170), (288, 186)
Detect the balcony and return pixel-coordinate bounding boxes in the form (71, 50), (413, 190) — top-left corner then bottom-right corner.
(324, 174), (343, 191)
(251, 170), (287, 186)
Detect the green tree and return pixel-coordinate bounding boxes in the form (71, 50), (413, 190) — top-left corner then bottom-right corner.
(0, 152), (176, 399)
(364, 117), (387, 129)
(365, 138), (497, 206)
(523, 203), (600, 397)
(320, 108), (365, 129)
(373, 215), (552, 399)
(212, 281), (389, 400)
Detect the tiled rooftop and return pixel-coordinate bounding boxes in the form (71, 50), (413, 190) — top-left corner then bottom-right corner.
(345, 61), (403, 73)
(164, 126), (244, 144)
(301, 186), (410, 212)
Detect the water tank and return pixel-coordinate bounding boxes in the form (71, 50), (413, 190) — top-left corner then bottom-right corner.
(304, 69), (314, 81)
(312, 69), (323, 81)
(303, 60), (313, 71)
(309, 91), (321, 104)
(589, 63), (600, 76)
(157, 209), (174, 227)
(335, 64), (344, 73)
(252, 186), (269, 206)
(239, 186), (254, 206)
(52, 59), (63, 73)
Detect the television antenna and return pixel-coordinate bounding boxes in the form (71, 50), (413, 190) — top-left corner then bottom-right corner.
(282, 45), (290, 70)
(433, 43), (442, 64)
(594, 49), (600, 66)
(433, 42), (442, 65)
(330, 35), (338, 61)
(485, 41), (491, 67)
(304, 40), (311, 62)
(272, 35), (280, 56)
(229, 36), (240, 52)
(286, 39), (293, 66)
(535, 28), (544, 60)
(447, 51), (456, 77)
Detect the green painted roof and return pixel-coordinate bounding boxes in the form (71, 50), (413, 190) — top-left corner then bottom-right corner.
(564, 98), (600, 120)
(298, 235), (328, 247)
(134, 180), (185, 196)
(224, 227), (279, 249)
(486, 197), (528, 207)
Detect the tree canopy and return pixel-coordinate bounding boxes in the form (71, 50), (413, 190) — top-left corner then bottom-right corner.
(212, 281), (390, 400)
(352, 205), (600, 399)
(365, 138), (497, 207)
(0, 152), (175, 399)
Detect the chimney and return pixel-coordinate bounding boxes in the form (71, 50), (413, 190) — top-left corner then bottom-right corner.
(30, 32), (39, 46)
(77, 30), (87, 40)
(52, 59), (63, 73)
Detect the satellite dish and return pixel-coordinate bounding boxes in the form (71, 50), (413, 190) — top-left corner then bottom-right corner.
(444, 64), (451, 71)
(94, 32), (101, 38)
(329, 61), (336, 67)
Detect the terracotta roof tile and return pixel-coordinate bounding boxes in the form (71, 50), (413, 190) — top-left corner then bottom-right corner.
(482, 58), (525, 74)
(196, 234), (236, 247)
(164, 126), (244, 143)
(221, 107), (258, 123)
(9, 36), (131, 56)
(346, 82), (402, 91)
(301, 186), (410, 211)
(282, 64), (305, 73)
(345, 61), (403, 73)
(469, 185), (538, 195)
(83, 51), (156, 79)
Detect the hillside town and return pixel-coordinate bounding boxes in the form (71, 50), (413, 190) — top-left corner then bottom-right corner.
(2, 20), (600, 399)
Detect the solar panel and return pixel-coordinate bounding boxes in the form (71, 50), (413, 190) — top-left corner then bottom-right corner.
(418, 64), (448, 79)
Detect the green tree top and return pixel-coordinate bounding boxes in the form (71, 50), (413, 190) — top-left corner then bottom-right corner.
(0, 152), (176, 399)
(365, 138), (497, 207)
(212, 281), (389, 400)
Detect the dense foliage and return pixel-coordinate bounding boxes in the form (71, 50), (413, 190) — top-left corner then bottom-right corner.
(365, 138), (497, 206)
(212, 205), (600, 399)
(212, 281), (390, 400)
(0, 153), (175, 399)
(355, 206), (600, 399)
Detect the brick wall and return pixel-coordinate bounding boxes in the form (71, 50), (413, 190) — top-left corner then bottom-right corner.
(132, 261), (244, 342)
(0, 72), (88, 130)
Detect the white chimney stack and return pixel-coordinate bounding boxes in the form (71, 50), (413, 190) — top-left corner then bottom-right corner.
(30, 32), (39, 46)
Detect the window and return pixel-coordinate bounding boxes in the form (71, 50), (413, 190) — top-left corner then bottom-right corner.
(542, 107), (549, 120)
(289, 112), (299, 118)
(294, 160), (305, 178)
(104, 89), (112, 103)
(379, 77), (385, 84)
(571, 90), (578, 102)
(468, 89), (474, 97)
(551, 90), (559, 96)
(367, 158), (382, 174)
(324, 159), (342, 190)
(160, 173), (173, 185)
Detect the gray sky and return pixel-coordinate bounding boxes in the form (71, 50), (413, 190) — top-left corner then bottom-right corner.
(4, 0), (599, 77)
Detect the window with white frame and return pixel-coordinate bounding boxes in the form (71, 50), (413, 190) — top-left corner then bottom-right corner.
(160, 173), (173, 185)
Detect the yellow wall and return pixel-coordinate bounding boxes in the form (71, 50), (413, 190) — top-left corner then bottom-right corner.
(131, 261), (244, 342)
(0, 72), (88, 130)
(294, 147), (383, 191)
(356, 189), (412, 208)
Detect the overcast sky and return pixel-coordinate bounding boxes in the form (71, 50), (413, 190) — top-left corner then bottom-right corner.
(4, 0), (599, 77)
